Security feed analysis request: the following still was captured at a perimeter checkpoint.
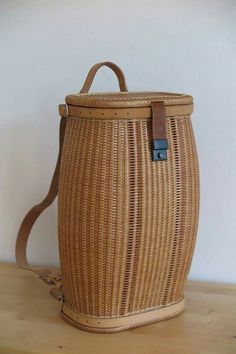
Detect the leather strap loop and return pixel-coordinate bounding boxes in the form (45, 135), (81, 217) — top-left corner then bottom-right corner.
(15, 117), (67, 285)
(80, 61), (128, 93)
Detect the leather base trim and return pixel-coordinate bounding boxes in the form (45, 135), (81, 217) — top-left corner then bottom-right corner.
(61, 299), (185, 333)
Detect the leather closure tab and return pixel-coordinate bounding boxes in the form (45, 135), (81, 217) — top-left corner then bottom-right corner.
(151, 101), (169, 161)
(58, 104), (68, 117)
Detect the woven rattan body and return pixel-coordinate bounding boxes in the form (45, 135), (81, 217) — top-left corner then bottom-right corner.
(59, 90), (199, 331)
(16, 62), (200, 333)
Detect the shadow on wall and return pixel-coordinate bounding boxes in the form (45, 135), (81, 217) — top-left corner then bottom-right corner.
(1, 118), (60, 268)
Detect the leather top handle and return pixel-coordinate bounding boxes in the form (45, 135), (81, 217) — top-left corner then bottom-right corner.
(80, 61), (128, 93)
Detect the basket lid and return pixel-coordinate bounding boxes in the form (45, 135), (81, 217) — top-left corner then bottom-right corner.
(66, 91), (193, 108)
(65, 62), (193, 108)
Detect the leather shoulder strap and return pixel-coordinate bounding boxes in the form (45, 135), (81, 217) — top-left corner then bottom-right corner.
(15, 61), (127, 294)
(15, 117), (67, 286)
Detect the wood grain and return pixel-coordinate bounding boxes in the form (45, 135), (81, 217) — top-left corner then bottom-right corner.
(0, 263), (235, 354)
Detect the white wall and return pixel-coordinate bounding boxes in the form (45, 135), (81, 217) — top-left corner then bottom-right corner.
(1, 0), (236, 283)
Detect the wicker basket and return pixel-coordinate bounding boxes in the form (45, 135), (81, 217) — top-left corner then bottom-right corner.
(16, 62), (199, 333)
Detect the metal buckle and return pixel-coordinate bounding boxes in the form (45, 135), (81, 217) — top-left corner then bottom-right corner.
(58, 293), (64, 312)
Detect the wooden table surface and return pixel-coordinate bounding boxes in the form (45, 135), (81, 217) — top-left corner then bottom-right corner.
(0, 263), (236, 354)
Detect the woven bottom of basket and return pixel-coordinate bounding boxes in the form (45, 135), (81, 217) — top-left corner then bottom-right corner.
(61, 298), (185, 333)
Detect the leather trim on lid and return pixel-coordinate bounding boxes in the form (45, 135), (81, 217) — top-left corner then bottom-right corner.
(66, 104), (194, 120)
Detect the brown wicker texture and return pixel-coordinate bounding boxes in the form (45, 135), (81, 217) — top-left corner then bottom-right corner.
(14, 62), (199, 333)
(58, 96), (199, 331)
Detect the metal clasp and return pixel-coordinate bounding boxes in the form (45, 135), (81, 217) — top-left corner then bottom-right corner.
(152, 139), (169, 161)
